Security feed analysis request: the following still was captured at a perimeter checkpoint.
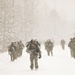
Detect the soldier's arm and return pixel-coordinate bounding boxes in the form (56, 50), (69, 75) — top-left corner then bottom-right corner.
(38, 51), (42, 59)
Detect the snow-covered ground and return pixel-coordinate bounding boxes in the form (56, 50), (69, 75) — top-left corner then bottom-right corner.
(0, 45), (75, 75)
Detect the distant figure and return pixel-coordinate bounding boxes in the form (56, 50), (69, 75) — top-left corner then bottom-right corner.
(60, 39), (65, 50)
(68, 37), (75, 58)
(45, 39), (54, 56)
(26, 39), (41, 70)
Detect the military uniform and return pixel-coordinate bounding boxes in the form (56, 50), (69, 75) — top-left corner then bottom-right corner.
(8, 41), (24, 61)
(26, 39), (41, 70)
(8, 42), (16, 61)
(45, 39), (54, 56)
(68, 37), (75, 58)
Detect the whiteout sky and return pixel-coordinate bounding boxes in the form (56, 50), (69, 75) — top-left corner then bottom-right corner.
(46, 0), (75, 22)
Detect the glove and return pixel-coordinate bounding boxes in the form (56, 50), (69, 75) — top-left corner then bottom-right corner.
(39, 54), (41, 59)
(39, 56), (41, 59)
(38, 52), (41, 59)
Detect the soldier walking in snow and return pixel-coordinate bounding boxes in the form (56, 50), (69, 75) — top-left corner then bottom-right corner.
(8, 41), (24, 61)
(45, 39), (54, 56)
(26, 39), (41, 70)
(8, 42), (17, 61)
(68, 37), (75, 58)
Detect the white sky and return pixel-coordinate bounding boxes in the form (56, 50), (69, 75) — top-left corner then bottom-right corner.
(52, 0), (75, 22)
(39, 0), (75, 22)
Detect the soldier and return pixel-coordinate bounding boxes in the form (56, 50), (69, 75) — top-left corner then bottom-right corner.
(45, 39), (54, 56)
(8, 41), (24, 61)
(8, 42), (16, 61)
(26, 39), (41, 70)
(68, 37), (75, 58)
(60, 39), (65, 50)
(17, 41), (24, 57)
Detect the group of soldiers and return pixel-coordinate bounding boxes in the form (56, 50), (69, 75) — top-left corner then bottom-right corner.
(8, 41), (24, 61)
(26, 39), (54, 70)
(7, 37), (75, 70)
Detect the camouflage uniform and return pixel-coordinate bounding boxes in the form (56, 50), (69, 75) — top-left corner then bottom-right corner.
(26, 39), (41, 70)
(8, 42), (16, 61)
(45, 39), (54, 56)
(8, 41), (24, 61)
(60, 39), (65, 50)
(68, 37), (75, 58)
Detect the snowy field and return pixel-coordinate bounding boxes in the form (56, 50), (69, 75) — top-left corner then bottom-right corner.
(0, 45), (75, 75)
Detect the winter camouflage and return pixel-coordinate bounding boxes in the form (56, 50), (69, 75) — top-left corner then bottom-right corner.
(45, 39), (54, 56)
(8, 41), (24, 61)
(68, 37), (75, 58)
(26, 39), (41, 70)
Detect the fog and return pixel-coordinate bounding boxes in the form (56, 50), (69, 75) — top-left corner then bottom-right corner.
(27, 0), (75, 44)
(0, 0), (75, 51)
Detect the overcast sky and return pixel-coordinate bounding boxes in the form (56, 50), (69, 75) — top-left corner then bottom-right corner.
(36, 0), (75, 22)
(49, 0), (75, 22)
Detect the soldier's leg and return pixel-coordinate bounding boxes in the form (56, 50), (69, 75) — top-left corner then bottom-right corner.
(61, 45), (63, 49)
(11, 54), (14, 61)
(11, 53), (14, 61)
(10, 53), (13, 61)
(74, 55), (75, 58)
(8, 52), (12, 61)
(64, 45), (65, 49)
(73, 50), (75, 58)
(12, 54), (15, 61)
(47, 50), (50, 56)
(62, 45), (65, 50)
(30, 57), (34, 69)
(13, 53), (15, 61)
(35, 57), (38, 69)
(71, 50), (74, 57)
(12, 51), (16, 61)
(51, 50), (53, 56)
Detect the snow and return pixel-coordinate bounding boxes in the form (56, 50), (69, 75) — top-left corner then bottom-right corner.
(0, 45), (75, 75)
